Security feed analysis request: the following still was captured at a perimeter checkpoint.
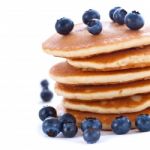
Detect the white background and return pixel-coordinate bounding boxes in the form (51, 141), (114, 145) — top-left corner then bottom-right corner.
(0, 0), (150, 150)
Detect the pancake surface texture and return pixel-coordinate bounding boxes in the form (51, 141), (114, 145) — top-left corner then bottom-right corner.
(63, 93), (150, 114)
(50, 62), (150, 85)
(68, 45), (150, 71)
(43, 22), (150, 58)
(55, 80), (150, 100)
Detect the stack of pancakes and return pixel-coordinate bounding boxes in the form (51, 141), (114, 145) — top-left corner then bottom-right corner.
(43, 22), (150, 130)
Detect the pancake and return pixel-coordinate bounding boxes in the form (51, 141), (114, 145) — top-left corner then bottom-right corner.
(63, 93), (150, 114)
(55, 80), (150, 100)
(68, 45), (150, 71)
(63, 107), (150, 130)
(43, 22), (150, 58)
(50, 62), (150, 85)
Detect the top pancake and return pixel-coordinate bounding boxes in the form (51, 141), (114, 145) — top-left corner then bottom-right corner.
(43, 21), (150, 58)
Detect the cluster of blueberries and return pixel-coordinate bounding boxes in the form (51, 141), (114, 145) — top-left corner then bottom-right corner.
(39, 80), (150, 144)
(39, 106), (150, 144)
(109, 7), (144, 29)
(39, 106), (101, 144)
(55, 7), (144, 35)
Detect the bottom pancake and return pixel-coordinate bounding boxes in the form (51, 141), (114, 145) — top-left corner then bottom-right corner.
(58, 107), (150, 130)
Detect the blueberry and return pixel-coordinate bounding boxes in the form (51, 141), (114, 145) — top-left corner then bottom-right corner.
(42, 117), (61, 137)
(59, 113), (76, 125)
(81, 117), (102, 132)
(39, 106), (57, 121)
(82, 9), (100, 25)
(55, 17), (74, 35)
(113, 8), (127, 25)
(40, 79), (49, 89)
(83, 128), (100, 144)
(109, 6), (121, 21)
(62, 122), (78, 138)
(40, 89), (53, 102)
(87, 19), (102, 35)
(124, 11), (144, 30)
(135, 114), (150, 132)
(111, 116), (131, 135)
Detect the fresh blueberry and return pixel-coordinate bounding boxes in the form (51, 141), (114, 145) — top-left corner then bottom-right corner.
(55, 17), (74, 35)
(87, 19), (102, 35)
(124, 11), (144, 30)
(111, 116), (131, 135)
(40, 79), (49, 89)
(39, 106), (57, 121)
(62, 122), (78, 138)
(82, 9), (100, 25)
(81, 117), (102, 132)
(59, 113), (76, 125)
(109, 6), (121, 21)
(113, 8), (127, 25)
(83, 128), (100, 144)
(135, 114), (150, 132)
(42, 117), (61, 137)
(40, 89), (53, 102)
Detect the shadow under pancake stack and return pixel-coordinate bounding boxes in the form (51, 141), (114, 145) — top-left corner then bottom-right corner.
(43, 21), (150, 130)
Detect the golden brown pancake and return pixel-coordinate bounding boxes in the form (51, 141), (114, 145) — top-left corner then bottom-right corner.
(43, 22), (150, 58)
(61, 107), (150, 130)
(50, 62), (150, 85)
(55, 80), (150, 100)
(68, 45), (150, 71)
(63, 93), (150, 114)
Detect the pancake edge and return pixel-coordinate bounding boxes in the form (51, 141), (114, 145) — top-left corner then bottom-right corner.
(50, 69), (150, 85)
(55, 83), (150, 100)
(43, 37), (150, 58)
(63, 97), (150, 114)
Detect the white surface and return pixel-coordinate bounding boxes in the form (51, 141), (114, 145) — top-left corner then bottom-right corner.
(0, 0), (150, 149)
